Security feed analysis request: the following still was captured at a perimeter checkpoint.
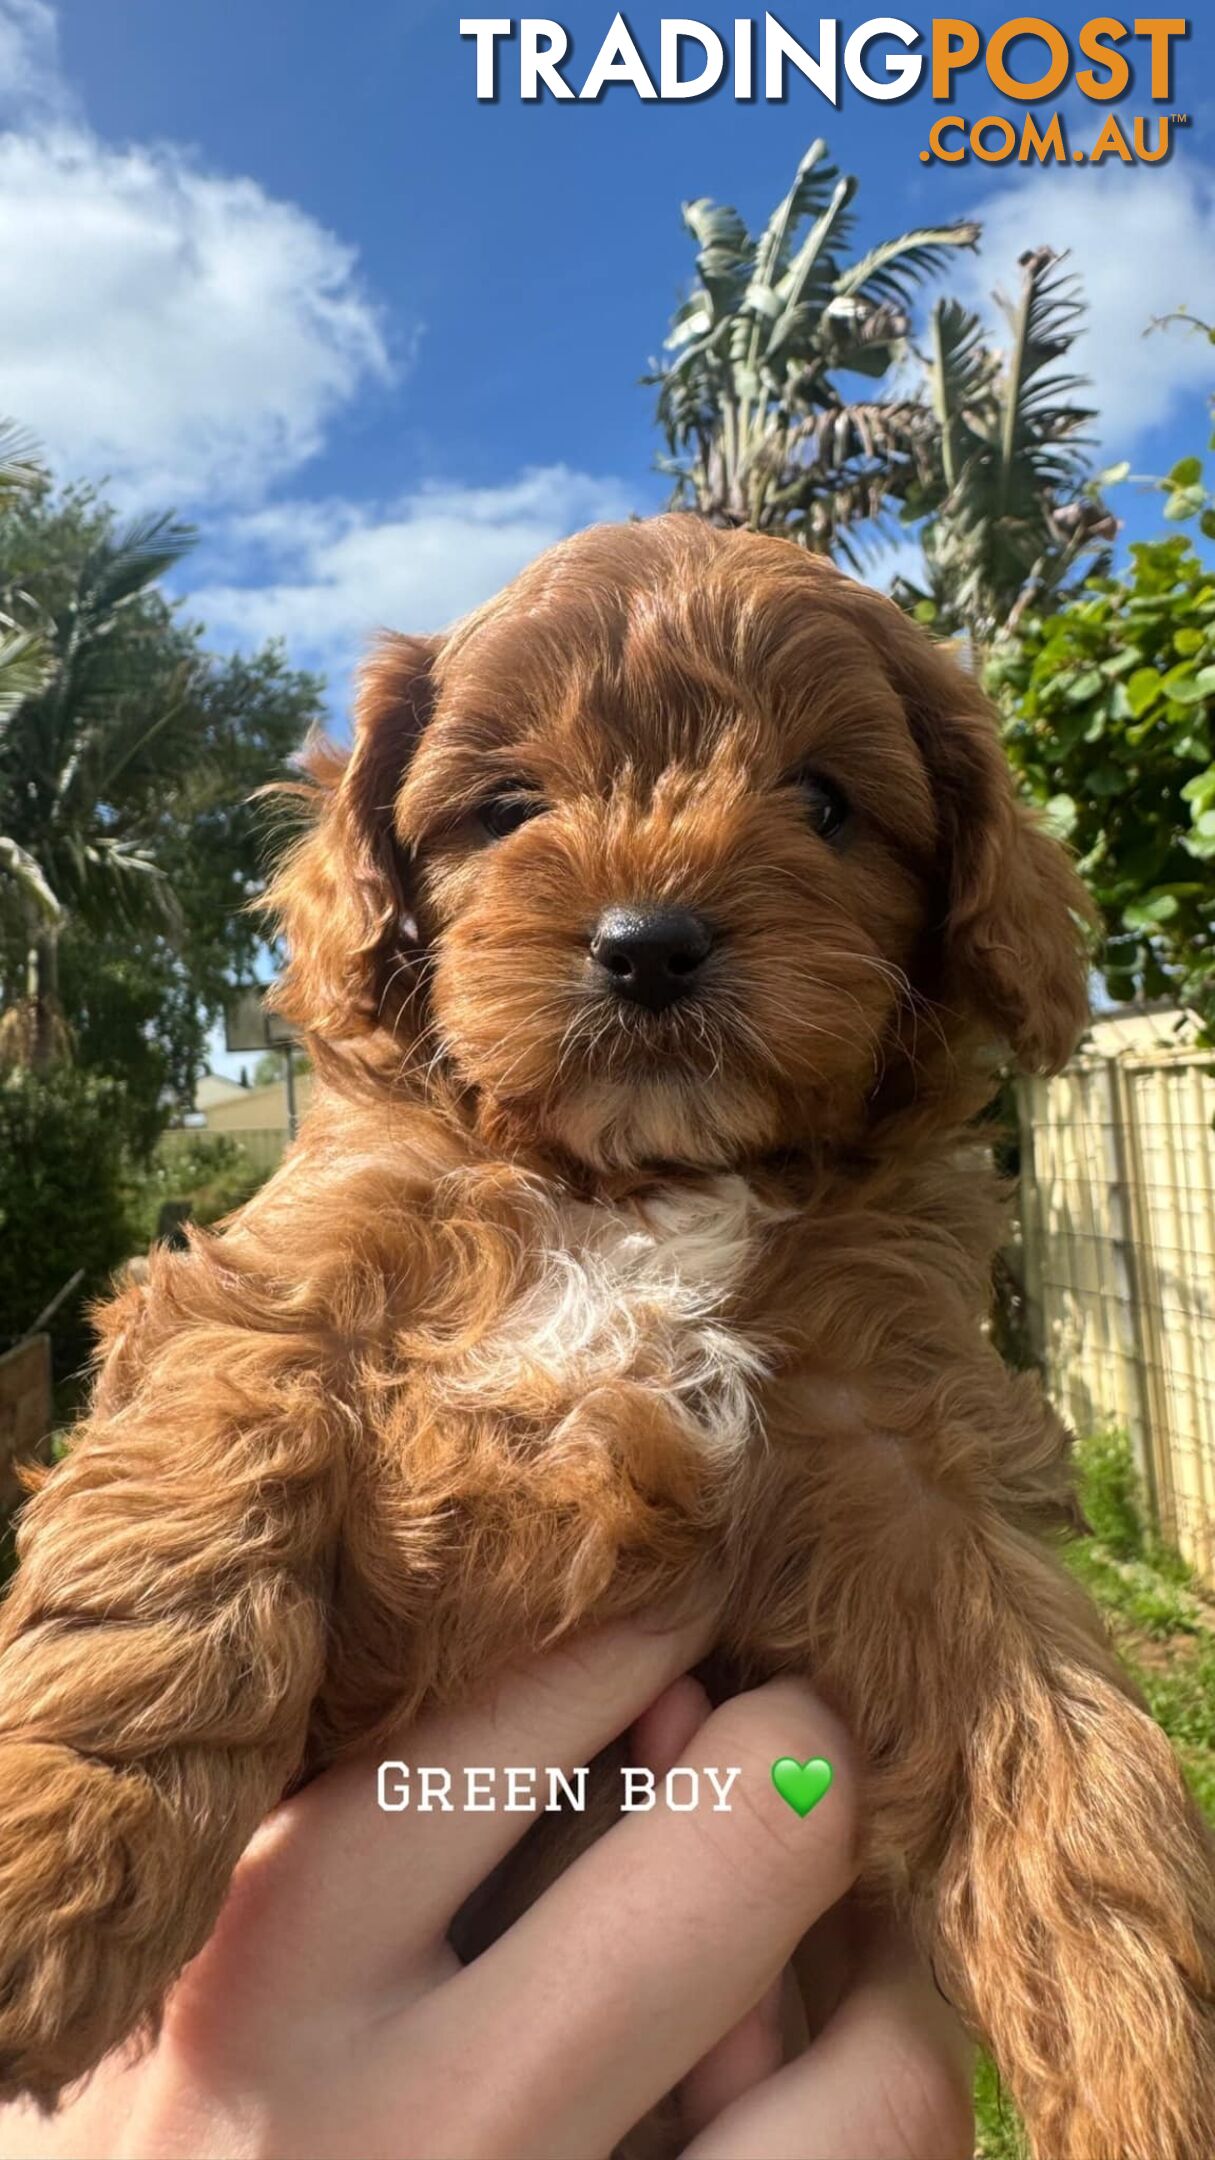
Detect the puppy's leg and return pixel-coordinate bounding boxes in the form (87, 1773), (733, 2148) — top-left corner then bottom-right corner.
(763, 1379), (1215, 2160)
(933, 1580), (1215, 2160)
(0, 1278), (345, 2106)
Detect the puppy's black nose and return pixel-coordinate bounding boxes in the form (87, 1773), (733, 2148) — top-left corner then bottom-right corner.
(589, 906), (714, 1013)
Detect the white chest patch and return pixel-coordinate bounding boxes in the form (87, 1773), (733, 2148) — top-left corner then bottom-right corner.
(441, 1175), (780, 1463)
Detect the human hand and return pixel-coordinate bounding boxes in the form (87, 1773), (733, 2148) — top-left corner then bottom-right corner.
(0, 1613), (972, 2159)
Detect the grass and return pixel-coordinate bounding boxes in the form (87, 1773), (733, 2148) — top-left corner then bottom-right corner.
(973, 1430), (1215, 2156)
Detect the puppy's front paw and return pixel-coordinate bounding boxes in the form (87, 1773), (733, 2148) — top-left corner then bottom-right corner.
(0, 1739), (190, 2105)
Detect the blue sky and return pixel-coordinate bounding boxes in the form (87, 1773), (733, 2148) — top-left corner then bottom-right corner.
(2, 0), (1213, 723)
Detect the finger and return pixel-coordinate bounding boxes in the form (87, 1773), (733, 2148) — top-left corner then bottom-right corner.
(630, 1672), (712, 1775)
(630, 1682), (788, 2143)
(684, 1919), (975, 2160)
(789, 1888), (863, 2038)
(410, 1676), (858, 2160)
(187, 1604), (716, 2017)
(677, 1973), (786, 2143)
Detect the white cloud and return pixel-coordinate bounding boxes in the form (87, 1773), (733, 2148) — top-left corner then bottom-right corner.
(0, 2), (391, 506)
(0, 3), (640, 709)
(963, 159), (1215, 445)
(188, 466), (637, 707)
(0, 0), (69, 122)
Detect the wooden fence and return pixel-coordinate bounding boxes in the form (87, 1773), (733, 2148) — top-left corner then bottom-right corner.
(0, 1334), (51, 1512)
(158, 1125), (290, 1183)
(1018, 1046), (1215, 1582)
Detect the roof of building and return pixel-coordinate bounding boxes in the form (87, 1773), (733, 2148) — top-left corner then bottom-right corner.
(1083, 1006), (1201, 1057)
(193, 1070), (248, 1109)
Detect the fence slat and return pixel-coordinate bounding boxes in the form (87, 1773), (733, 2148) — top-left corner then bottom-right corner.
(1018, 1047), (1215, 1583)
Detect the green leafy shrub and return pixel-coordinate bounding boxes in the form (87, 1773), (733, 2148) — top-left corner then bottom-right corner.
(1075, 1425), (1145, 1559)
(1137, 1644), (1215, 1756)
(1070, 1426), (1196, 1602)
(129, 1131), (266, 1245)
(988, 529), (1215, 1028)
(0, 1066), (137, 1377)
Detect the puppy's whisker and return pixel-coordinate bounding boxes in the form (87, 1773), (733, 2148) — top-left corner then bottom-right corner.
(487, 1003), (582, 1099)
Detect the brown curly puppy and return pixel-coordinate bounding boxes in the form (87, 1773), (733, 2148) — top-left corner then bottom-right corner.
(1, 517), (1213, 2157)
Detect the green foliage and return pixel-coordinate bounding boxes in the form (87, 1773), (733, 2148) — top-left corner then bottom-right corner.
(0, 1091), (268, 1406)
(129, 1131), (266, 1244)
(0, 482), (324, 1138)
(895, 250), (1116, 646)
(1075, 1425), (1145, 1558)
(1068, 1428), (1197, 1601)
(1060, 1433), (1215, 1799)
(252, 1048), (311, 1089)
(1136, 1645), (1215, 1758)
(1077, 1546), (1198, 1636)
(1176, 1743), (1215, 1823)
(0, 497), (197, 932)
(974, 2053), (1027, 2160)
(651, 138), (977, 559)
(0, 421), (52, 723)
(0, 1066), (137, 1374)
(989, 529), (1215, 1027)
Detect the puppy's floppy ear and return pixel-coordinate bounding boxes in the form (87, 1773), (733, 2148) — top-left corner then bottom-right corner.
(263, 634), (438, 1043)
(896, 638), (1094, 1075)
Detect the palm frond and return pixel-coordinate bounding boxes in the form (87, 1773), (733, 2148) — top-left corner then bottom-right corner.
(785, 398), (938, 476)
(678, 197), (753, 325)
(925, 297), (998, 491)
(761, 172), (856, 353)
(0, 630), (52, 723)
(908, 245), (1109, 644)
(653, 139), (985, 566)
(748, 139), (839, 294)
(41, 827), (181, 934)
(833, 220), (981, 308)
(26, 514), (196, 785)
(0, 834), (63, 926)
(996, 249), (1095, 509)
(0, 421), (46, 505)
(78, 512), (196, 622)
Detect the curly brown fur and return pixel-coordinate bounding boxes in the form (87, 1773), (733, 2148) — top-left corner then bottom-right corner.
(0, 517), (1211, 2156)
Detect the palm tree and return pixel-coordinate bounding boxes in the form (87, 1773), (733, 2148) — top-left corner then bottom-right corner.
(894, 249), (1119, 648)
(0, 511), (197, 1069)
(0, 422), (51, 725)
(651, 139), (980, 562)
(0, 423), (60, 1043)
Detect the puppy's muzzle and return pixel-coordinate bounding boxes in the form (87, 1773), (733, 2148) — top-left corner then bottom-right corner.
(589, 905), (714, 1014)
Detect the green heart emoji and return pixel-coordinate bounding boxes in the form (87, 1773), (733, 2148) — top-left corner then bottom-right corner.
(771, 1756), (834, 1819)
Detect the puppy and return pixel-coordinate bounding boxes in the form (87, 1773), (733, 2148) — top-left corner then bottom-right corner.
(1, 517), (1213, 2157)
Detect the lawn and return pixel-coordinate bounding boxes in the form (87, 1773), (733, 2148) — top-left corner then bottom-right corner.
(973, 1429), (1215, 2157)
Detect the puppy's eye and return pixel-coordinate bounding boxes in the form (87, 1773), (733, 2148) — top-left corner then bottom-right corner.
(793, 769), (849, 844)
(476, 787), (548, 841)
